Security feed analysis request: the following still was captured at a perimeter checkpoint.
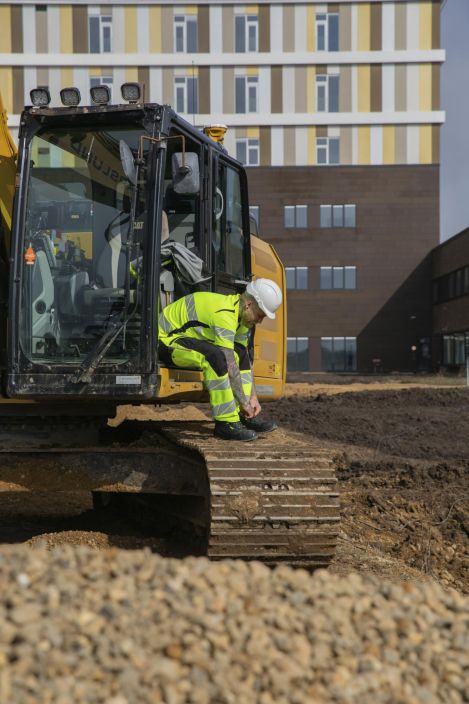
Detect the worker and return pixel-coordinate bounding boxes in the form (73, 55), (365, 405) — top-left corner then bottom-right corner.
(158, 278), (282, 441)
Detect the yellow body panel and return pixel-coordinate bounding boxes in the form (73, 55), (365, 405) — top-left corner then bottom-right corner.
(0, 90), (17, 250)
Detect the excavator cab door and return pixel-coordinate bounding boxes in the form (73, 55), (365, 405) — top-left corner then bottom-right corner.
(211, 154), (251, 294)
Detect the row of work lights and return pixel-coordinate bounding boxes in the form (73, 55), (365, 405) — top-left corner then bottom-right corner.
(30, 82), (142, 108)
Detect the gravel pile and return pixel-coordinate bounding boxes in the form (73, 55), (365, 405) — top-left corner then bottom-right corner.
(0, 545), (468, 704)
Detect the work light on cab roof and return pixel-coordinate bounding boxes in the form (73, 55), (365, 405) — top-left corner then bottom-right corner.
(121, 82), (141, 104)
(60, 87), (81, 107)
(30, 88), (51, 107)
(90, 85), (111, 106)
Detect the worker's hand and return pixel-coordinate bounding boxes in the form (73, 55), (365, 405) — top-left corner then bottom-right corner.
(240, 400), (256, 418)
(250, 397), (262, 417)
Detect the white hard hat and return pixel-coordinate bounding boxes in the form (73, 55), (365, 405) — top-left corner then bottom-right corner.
(246, 278), (282, 319)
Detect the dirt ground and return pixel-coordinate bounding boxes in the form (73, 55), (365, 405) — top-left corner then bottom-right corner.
(0, 377), (467, 594)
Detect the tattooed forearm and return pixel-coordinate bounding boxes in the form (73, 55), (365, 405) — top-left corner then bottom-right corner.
(222, 349), (249, 406)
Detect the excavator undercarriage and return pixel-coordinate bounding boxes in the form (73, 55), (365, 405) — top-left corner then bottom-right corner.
(0, 415), (340, 566)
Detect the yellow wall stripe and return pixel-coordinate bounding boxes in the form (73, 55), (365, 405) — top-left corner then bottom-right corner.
(358, 126), (370, 164)
(307, 126), (316, 165)
(125, 68), (139, 83)
(420, 125), (432, 164)
(247, 67), (259, 77)
(247, 127), (259, 138)
(245, 6), (259, 13)
(125, 6), (137, 53)
(307, 6), (315, 52)
(419, 1), (432, 50)
(60, 7), (73, 54)
(89, 67), (102, 77)
(357, 3), (370, 51)
(420, 64), (432, 111)
(306, 66), (315, 113)
(357, 65), (370, 112)
(0, 68), (12, 113)
(383, 126), (395, 165)
(184, 6), (198, 15)
(61, 67), (74, 88)
(149, 7), (162, 52)
(0, 7), (11, 54)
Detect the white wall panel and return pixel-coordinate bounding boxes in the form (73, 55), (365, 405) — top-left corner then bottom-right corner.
(258, 66), (270, 115)
(47, 7), (60, 54)
(137, 6), (150, 54)
(382, 65), (395, 112)
(23, 68), (37, 105)
(351, 5), (358, 52)
(294, 5), (307, 52)
(407, 125), (420, 163)
(149, 67), (162, 103)
(48, 68), (62, 108)
(22, 6), (36, 54)
(271, 126), (284, 166)
(406, 3), (420, 51)
(370, 125), (383, 164)
(223, 129), (235, 157)
(210, 67), (223, 113)
(382, 3), (395, 51)
(73, 68), (89, 105)
(112, 7), (125, 54)
(113, 68), (126, 97)
(270, 6), (283, 52)
(209, 6), (222, 53)
(295, 127), (308, 165)
(351, 65), (358, 113)
(406, 64), (419, 111)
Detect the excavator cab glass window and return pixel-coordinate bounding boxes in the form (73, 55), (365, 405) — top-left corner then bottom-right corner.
(19, 125), (148, 366)
(213, 159), (249, 281)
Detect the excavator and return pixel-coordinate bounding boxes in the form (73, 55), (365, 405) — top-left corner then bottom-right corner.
(0, 84), (339, 565)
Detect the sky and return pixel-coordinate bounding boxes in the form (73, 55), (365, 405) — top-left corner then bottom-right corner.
(440, 0), (469, 241)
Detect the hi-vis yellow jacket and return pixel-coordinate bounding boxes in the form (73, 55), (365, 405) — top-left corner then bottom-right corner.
(158, 292), (250, 350)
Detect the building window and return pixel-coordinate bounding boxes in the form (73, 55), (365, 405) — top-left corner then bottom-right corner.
(90, 75), (113, 101)
(236, 138), (259, 166)
(320, 204), (356, 228)
(89, 14), (112, 53)
(316, 75), (339, 112)
(316, 12), (339, 51)
(235, 76), (258, 114)
(286, 267), (308, 290)
(174, 76), (198, 114)
(174, 15), (198, 53)
(284, 205), (308, 228)
(320, 266), (356, 290)
(317, 137), (340, 165)
(235, 15), (258, 52)
(321, 337), (357, 371)
(442, 333), (469, 366)
(249, 205), (260, 228)
(287, 337), (309, 371)
(434, 265), (469, 304)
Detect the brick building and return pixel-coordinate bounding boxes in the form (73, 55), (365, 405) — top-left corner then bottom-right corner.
(0, 0), (445, 371)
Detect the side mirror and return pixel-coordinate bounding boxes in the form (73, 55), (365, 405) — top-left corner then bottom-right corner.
(119, 140), (137, 186)
(172, 152), (200, 195)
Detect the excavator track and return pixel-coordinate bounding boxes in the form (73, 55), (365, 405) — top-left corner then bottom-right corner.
(159, 422), (340, 567)
(0, 418), (340, 567)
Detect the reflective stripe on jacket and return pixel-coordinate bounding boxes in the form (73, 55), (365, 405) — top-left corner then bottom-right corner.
(158, 292), (249, 350)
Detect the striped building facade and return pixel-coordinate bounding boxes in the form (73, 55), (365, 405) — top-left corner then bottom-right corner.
(0, 0), (444, 372)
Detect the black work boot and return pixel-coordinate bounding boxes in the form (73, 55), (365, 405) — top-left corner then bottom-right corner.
(214, 420), (258, 442)
(240, 416), (278, 433)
